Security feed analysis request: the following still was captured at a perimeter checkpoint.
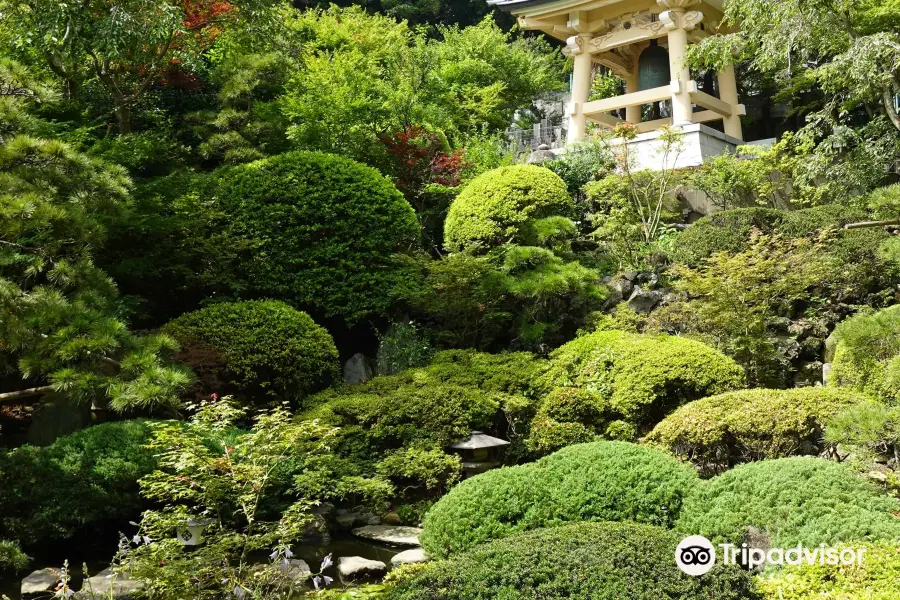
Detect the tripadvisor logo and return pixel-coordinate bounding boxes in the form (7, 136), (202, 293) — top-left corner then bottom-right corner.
(675, 535), (867, 575)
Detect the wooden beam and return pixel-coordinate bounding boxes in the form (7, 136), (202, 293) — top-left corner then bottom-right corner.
(582, 85), (671, 116)
(594, 51), (633, 77)
(587, 112), (625, 128)
(845, 219), (900, 230)
(689, 85), (734, 117)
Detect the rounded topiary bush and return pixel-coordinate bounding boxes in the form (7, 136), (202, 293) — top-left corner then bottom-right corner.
(0, 421), (157, 546)
(527, 387), (612, 455)
(828, 304), (900, 401)
(444, 165), (572, 252)
(164, 300), (339, 402)
(757, 542), (900, 600)
(420, 440), (699, 557)
(209, 151), (420, 323)
(393, 522), (760, 600)
(540, 330), (744, 435)
(645, 387), (867, 474)
(676, 457), (900, 548)
(669, 208), (785, 267)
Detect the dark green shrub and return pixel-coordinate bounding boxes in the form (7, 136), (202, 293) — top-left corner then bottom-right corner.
(163, 300), (339, 402)
(0, 539), (28, 573)
(540, 330), (744, 435)
(676, 457), (900, 547)
(420, 441), (699, 557)
(757, 541), (900, 600)
(394, 522), (759, 600)
(669, 208), (785, 267)
(208, 151), (420, 323)
(0, 420), (157, 546)
(444, 165), (572, 252)
(646, 387), (867, 474)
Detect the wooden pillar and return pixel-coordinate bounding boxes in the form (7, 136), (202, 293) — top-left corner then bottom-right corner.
(624, 72), (641, 124)
(659, 0), (702, 127)
(566, 34), (593, 144)
(717, 63), (744, 140)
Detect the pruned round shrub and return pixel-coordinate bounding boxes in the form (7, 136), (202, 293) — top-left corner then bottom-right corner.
(646, 387), (867, 474)
(393, 522), (760, 600)
(420, 441), (699, 557)
(829, 304), (900, 401)
(164, 300), (339, 402)
(527, 387), (612, 455)
(444, 165), (572, 252)
(209, 151), (420, 323)
(540, 330), (744, 436)
(676, 457), (900, 548)
(669, 208), (785, 267)
(0, 421), (157, 546)
(757, 541), (900, 600)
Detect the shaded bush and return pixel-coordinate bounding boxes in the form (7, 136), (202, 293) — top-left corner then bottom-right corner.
(646, 387), (866, 474)
(668, 208), (785, 267)
(206, 151), (420, 323)
(757, 541), (900, 600)
(163, 300), (339, 403)
(0, 540), (28, 573)
(539, 330), (744, 436)
(676, 457), (900, 547)
(444, 165), (572, 252)
(394, 522), (759, 600)
(420, 441), (699, 557)
(0, 421), (157, 547)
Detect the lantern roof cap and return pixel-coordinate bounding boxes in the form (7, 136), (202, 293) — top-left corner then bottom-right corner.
(449, 431), (511, 450)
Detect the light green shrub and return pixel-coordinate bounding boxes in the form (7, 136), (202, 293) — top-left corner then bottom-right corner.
(0, 421), (157, 546)
(163, 300), (339, 402)
(207, 150), (420, 323)
(526, 387), (614, 455)
(646, 387), (866, 474)
(757, 542), (900, 600)
(444, 165), (572, 252)
(540, 330), (744, 435)
(420, 441), (699, 557)
(676, 457), (900, 548)
(393, 522), (760, 600)
(829, 304), (900, 400)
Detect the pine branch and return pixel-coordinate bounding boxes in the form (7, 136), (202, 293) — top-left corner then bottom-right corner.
(0, 385), (54, 404)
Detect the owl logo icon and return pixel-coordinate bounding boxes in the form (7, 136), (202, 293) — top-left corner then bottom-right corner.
(676, 535), (716, 576)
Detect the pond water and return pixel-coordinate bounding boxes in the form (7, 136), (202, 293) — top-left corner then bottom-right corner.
(0, 534), (403, 598)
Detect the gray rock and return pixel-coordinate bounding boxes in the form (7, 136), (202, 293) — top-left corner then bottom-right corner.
(343, 353), (373, 385)
(390, 548), (429, 566)
(611, 277), (634, 298)
(337, 556), (386, 581)
(382, 512), (402, 525)
(22, 568), (59, 600)
(283, 559), (311, 583)
(313, 502), (335, 516)
(626, 286), (662, 314)
(335, 513), (359, 529)
(366, 515), (382, 526)
(351, 525), (422, 546)
(76, 569), (144, 599)
(526, 144), (556, 165)
(823, 363), (833, 385)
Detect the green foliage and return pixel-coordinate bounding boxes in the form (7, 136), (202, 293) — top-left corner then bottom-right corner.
(668, 208), (787, 267)
(540, 330), (744, 435)
(0, 134), (192, 409)
(826, 401), (900, 480)
(0, 539), (28, 573)
(527, 387), (614, 455)
(88, 130), (189, 178)
(399, 521), (759, 600)
(676, 457), (900, 548)
(646, 388), (867, 475)
(663, 232), (835, 386)
(543, 138), (614, 202)
(376, 447), (461, 492)
(376, 322), (435, 376)
(163, 300), (339, 403)
(866, 183), (900, 220)
(683, 150), (774, 210)
(0, 420), (157, 546)
(757, 542), (900, 600)
(203, 151), (420, 324)
(129, 398), (348, 599)
(444, 165), (572, 252)
(829, 304), (900, 399)
(420, 441), (699, 557)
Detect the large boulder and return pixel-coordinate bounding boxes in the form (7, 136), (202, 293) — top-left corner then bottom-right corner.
(75, 569), (144, 599)
(336, 556), (386, 582)
(343, 353), (373, 385)
(21, 568), (58, 600)
(351, 525), (421, 546)
(391, 548), (429, 566)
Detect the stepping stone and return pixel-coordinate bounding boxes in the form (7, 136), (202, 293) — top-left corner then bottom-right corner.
(351, 525), (422, 546)
(337, 556), (387, 581)
(75, 568), (144, 599)
(391, 548), (429, 566)
(22, 568), (59, 600)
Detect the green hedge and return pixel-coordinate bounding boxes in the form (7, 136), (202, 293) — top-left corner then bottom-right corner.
(645, 387), (867, 474)
(208, 151), (420, 323)
(757, 542), (900, 600)
(444, 165), (572, 252)
(393, 522), (760, 600)
(829, 304), (900, 401)
(527, 387), (612, 454)
(0, 420), (157, 546)
(164, 300), (339, 402)
(539, 330), (744, 436)
(420, 441), (699, 558)
(676, 457), (900, 548)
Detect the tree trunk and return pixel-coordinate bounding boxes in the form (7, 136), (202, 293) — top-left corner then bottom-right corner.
(115, 104), (133, 134)
(64, 78), (78, 102)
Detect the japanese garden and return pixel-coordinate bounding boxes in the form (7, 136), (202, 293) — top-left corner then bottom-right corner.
(1, 0), (900, 598)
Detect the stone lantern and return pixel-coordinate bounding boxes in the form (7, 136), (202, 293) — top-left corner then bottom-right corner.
(448, 431), (511, 478)
(176, 519), (214, 546)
